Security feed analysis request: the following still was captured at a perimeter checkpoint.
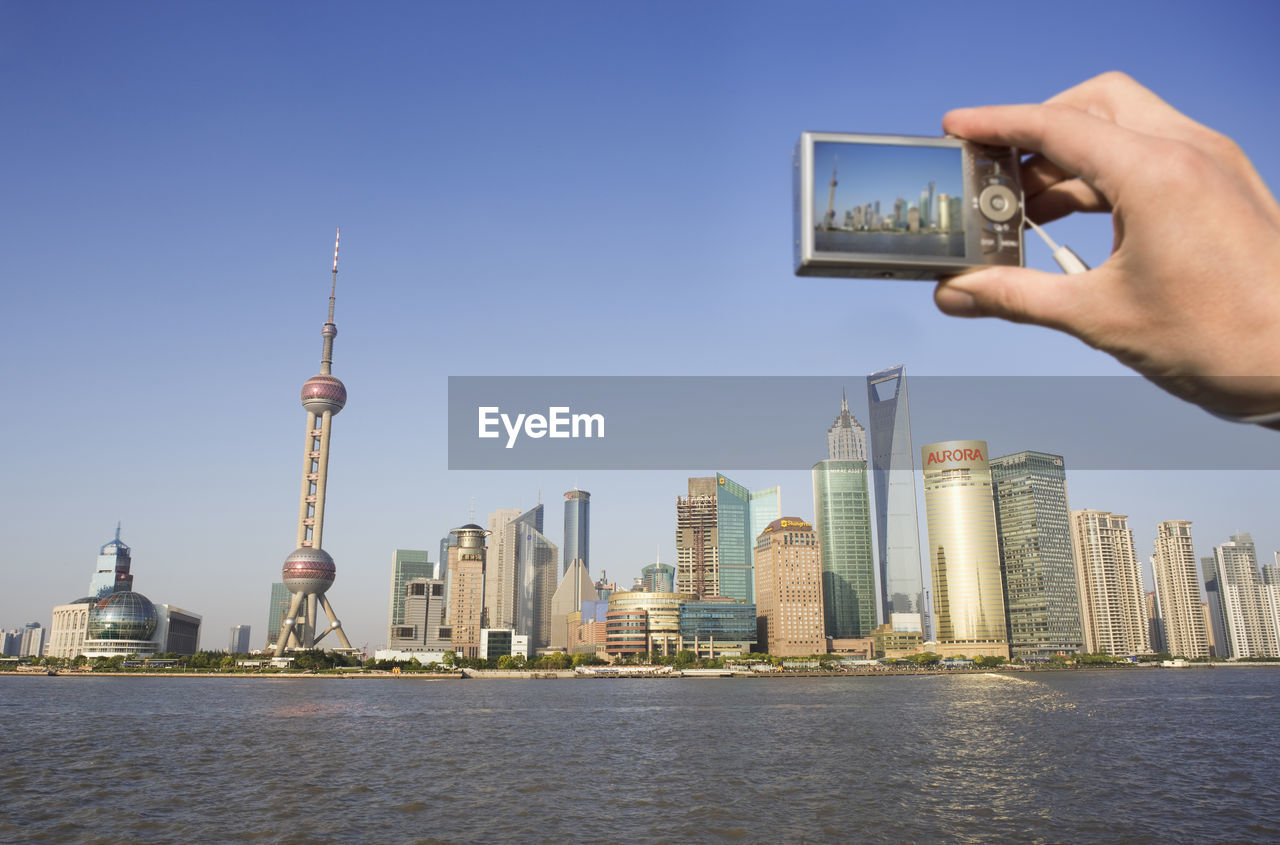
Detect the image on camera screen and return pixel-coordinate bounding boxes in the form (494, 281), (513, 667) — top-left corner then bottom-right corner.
(812, 142), (964, 258)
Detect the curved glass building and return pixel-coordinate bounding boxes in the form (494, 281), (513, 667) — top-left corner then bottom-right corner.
(82, 591), (159, 658)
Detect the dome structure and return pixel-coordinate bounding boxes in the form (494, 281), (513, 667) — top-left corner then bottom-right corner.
(282, 547), (336, 596)
(301, 374), (346, 415)
(87, 591), (158, 642)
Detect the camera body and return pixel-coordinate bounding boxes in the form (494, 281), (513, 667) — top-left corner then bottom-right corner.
(794, 132), (1024, 280)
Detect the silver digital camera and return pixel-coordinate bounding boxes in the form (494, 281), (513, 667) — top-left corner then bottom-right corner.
(794, 132), (1023, 279)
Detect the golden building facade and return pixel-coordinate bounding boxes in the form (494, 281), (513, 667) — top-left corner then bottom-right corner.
(921, 441), (1009, 658)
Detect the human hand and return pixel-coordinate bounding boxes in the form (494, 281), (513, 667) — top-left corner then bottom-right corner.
(934, 72), (1280, 423)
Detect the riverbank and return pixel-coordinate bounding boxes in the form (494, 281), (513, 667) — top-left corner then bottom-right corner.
(6, 662), (1275, 680)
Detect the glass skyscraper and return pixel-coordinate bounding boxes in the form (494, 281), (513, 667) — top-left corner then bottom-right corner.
(514, 504), (559, 649)
(813, 394), (875, 639)
(562, 489), (590, 575)
(266, 581), (291, 650)
(989, 451), (1084, 658)
(716, 473), (754, 603)
(867, 365), (926, 635)
(387, 549), (434, 635)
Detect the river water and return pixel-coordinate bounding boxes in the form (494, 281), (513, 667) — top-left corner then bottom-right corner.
(1, 668), (1277, 843)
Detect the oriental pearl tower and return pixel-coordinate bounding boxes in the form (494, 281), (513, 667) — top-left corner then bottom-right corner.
(274, 229), (355, 656)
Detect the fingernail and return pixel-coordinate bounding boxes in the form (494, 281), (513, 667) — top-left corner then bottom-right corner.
(935, 285), (981, 317)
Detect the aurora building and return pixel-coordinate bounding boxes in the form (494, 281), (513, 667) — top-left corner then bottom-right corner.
(812, 395), (876, 638)
(921, 441), (1009, 658)
(989, 451), (1083, 657)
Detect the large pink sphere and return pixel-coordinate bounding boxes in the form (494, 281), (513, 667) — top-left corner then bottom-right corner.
(301, 374), (347, 415)
(283, 547), (336, 595)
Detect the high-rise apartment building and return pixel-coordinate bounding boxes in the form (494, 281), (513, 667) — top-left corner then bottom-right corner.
(388, 549), (434, 636)
(813, 394), (875, 638)
(229, 625), (252, 654)
(989, 451), (1083, 657)
(754, 517), (826, 656)
(1211, 534), (1279, 659)
(19, 623), (46, 658)
(867, 366), (926, 635)
(1070, 510), (1150, 655)
(1145, 591), (1165, 654)
(447, 524), (491, 658)
(563, 489), (590, 575)
(921, 441), (1010, 658)
(1151, 521), (1210, 659)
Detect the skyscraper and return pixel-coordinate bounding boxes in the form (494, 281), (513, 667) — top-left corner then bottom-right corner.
(1069, 510), (1150, 656)
(867, 366), (926, 635)
(19, 623), (46, 658)
(827, 392), (866, 461)
(716, 474), (753, 603)
(1151, 521), (1210, 659)
(484, 509), (523, 630)
(675, 475), (755, 601)
(388, 549), (435, 640)
(1202, 555), (1229, 657)
(989, 451), (1084, 657)
(447, 523), (491, 658)
(229, 625), (252, 654)
(754, 517), (826, 656)
(513, 505), (558, 649)
(265, 582), (290, 651)
(89, 524), (133, 598)
(550, 558), (596, 651)
(1211, 533), (1279, 658)
(563, 489), (590, 575)
(675, 477), (716, 599)
(813, 394), (875, 639)
(641, 558), (676, 593)
(274, 231), (353, 656)
(921, 441), (1010, 658)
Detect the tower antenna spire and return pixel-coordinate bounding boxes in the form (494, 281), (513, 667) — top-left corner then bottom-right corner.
(328, 227), (340, 324)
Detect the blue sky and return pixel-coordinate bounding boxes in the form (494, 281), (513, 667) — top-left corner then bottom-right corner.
(4, 1), (1279, 651)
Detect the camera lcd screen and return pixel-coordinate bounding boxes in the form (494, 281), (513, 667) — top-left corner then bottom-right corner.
(811, 141), (965, 258)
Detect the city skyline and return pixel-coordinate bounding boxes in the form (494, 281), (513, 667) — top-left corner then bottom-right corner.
(813, 141), (964, 231)
(5, 4), (1279, 653)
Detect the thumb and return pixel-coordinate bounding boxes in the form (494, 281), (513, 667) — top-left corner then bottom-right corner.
(934, 266), (1093, 332)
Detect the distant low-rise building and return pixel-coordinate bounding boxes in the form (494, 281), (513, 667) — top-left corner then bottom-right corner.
(678, 599), (756, 657)
(480, 628), (529, 659)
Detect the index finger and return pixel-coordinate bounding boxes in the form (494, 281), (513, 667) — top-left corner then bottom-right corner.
(943, 102), (1145, 205)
